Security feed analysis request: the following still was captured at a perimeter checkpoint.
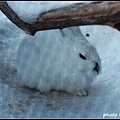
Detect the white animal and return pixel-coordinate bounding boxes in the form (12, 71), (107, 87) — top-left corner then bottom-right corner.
(17, 27), (101, 96)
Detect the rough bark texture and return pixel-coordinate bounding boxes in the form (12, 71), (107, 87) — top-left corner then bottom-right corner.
(0, 1), (120, 35)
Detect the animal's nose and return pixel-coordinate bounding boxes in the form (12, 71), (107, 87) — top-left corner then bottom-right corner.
(93, 63), (99, 73)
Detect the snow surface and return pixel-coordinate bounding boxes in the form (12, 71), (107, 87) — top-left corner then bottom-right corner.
(7, 1), (93, 23)
(1, 1), (120, 118)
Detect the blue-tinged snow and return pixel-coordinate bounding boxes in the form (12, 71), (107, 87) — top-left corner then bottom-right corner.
(0, 1), (120, 118)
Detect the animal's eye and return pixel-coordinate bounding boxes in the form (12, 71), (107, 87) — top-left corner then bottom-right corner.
(79, 53), (86, 60)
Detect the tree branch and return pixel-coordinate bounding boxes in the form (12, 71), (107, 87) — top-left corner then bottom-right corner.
(0, 1), (120, 36)
(0, 2), (37, 35)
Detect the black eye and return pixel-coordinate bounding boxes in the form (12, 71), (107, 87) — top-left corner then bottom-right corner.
(79, 53), (86, 60)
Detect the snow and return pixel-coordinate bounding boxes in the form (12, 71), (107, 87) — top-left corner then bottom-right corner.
(7, 1), (93, 23)
(1, 1), (120, 118)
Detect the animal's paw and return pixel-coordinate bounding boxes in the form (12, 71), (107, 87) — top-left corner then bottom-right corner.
(72, 90), (88, 96)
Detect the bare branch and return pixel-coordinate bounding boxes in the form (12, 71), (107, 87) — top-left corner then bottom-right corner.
(0, 2), (36, 35)
(0, 1), (120, 36)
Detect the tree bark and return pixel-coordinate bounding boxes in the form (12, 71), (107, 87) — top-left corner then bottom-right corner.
(0, 1), (120, 36)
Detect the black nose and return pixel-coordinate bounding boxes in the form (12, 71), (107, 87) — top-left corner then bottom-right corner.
(93, 63), (99, 73)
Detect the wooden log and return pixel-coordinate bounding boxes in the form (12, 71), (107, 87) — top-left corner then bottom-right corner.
(0, 1), (120, 35)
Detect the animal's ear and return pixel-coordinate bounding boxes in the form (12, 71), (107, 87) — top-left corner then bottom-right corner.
(59, 26), (87, 43)
(70, 26), (83, 36)
(60, 26), (82, 38)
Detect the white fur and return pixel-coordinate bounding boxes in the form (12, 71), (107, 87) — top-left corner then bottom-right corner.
(17, 27), (101, 96)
